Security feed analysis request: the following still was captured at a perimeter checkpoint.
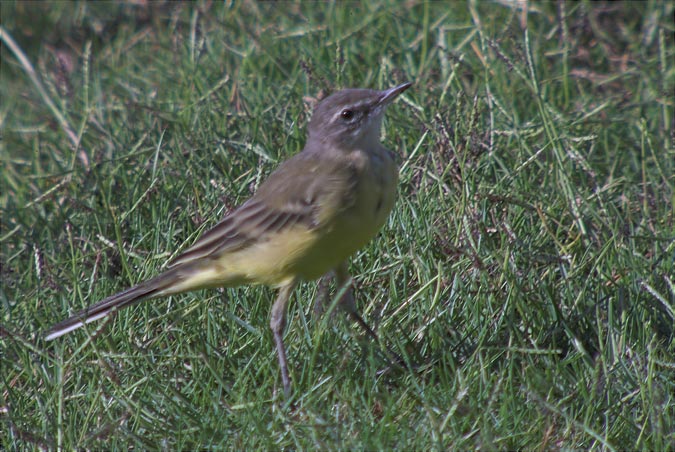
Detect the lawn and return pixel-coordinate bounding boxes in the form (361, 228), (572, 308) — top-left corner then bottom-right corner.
(1, 1), (673, 449)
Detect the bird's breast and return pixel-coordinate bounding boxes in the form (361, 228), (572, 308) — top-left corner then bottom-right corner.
(296, 148), (398, 280)
(351, 149), (398, 230)
(234, 148), (399, 285)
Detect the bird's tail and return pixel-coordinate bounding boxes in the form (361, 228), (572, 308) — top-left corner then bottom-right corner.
(45, 266), (188, 341)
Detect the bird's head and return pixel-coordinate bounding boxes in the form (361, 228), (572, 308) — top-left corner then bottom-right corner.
(307, 82), (411, 150)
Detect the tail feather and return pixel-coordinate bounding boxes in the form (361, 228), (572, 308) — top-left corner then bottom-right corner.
(45, 267), (184, 341)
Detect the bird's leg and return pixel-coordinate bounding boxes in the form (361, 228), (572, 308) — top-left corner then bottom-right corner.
(313, 274), (332, 319)
(333, 262), (379, 342)
(270, 280), (297, 398)
(334, 262), (407, 368)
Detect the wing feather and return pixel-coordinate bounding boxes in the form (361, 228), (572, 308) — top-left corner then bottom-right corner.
(167, 152), (357, 269)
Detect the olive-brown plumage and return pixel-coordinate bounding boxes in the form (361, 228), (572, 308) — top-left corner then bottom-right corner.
(46, 82), (411, 396)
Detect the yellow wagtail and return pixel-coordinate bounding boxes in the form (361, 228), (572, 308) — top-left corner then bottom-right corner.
(45, 82), (412, 396)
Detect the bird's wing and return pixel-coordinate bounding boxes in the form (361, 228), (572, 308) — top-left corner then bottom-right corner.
(167, 152), (358, 268)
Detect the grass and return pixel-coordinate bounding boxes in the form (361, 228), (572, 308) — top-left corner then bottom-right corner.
(1, 1), (673, 449)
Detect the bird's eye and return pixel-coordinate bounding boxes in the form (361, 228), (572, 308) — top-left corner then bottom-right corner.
(340, 109), (354, 121)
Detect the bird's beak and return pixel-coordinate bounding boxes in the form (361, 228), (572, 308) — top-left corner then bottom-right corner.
(379, 82), (412, 106)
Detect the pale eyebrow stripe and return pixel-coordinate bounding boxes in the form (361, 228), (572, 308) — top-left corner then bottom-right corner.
(329, 100), (373, 122)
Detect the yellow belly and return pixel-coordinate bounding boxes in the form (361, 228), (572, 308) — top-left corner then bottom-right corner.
(291, 149), (398, 281)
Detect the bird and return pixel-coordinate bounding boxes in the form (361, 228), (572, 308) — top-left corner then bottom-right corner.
(45, 81), (412, 396)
